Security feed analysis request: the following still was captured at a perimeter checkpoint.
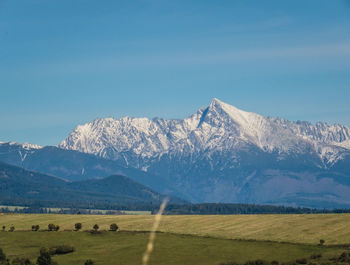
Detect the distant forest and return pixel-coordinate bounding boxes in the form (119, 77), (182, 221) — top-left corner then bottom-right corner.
(1, 198), (350, 215)
(163, 203), (350, 215)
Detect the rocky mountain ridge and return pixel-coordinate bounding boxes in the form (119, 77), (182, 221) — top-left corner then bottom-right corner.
(60, 98), (350, 168)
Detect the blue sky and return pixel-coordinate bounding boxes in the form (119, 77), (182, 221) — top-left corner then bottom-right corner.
(1, 0), (350, 146)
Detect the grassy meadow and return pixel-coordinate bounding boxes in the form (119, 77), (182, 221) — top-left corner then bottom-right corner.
(1, 214), (350, 244)
(1, 214), (350, 265)
(0, 231), (345, 265)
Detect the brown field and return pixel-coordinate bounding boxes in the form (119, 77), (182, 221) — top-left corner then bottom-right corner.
(1, 213), (350, 245)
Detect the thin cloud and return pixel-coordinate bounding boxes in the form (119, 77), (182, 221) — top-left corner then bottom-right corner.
(220, 17), (293, 33)
(11, 42), (350, 75)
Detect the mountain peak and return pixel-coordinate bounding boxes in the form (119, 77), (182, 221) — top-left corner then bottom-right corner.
(209, 98), (249, 114)
(207, 98), (263, 128)
(209, 98), (235, 110)
(210, 97), (224, 105)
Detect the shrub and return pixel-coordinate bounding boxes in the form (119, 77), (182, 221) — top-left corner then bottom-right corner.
(49, 245), (75, 255)
(36, 248), (51, 265)
(1, 226), (5, 232)
(32, 225), (40, 231)
(84, 260), (94, 265)
(271, 261), (279, 265)
(9, 226), (15, 232)
(48, 224), (59, 232)
(93, 224), (99, 231)
(319, 239), (325, 246)
(0, 248), (7, 261)
(110, 223), (118, 232)
(336, 252), (350, 263)
(0, 258), (9, 265)
(0, 259), (10, 265)
(74, 223), (82, 231)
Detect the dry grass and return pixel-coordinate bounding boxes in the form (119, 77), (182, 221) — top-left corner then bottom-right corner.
(1, 213), (350, 245)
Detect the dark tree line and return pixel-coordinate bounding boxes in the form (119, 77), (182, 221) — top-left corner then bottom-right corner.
(0, 197), (161, 212)
(2, 199), (350, 215)
(162, 203), (350, 215)
(219, 251), (350, 265)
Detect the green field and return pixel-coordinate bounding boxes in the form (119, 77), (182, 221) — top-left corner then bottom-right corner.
(1, 214), (350, 265)
(1, 214), (350, 244)
(0, 231), (344, 265)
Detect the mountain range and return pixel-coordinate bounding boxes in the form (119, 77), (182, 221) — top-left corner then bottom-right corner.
(59, 98), (350, 208)
(1, 98), (350, 208)
(0, 161), (176, 206)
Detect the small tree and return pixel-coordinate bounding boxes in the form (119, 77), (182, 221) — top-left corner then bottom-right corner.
(74, 223), (82, 231)
(48, 224), (56, 231)
(37, 248), (51, 265)
(49, 245), (74, 255)
(0, 248), (7, 261)
(319, 239), (325, 246)
(84, 260), (94, 265)
(109, 223), (118, 232)
(0, 248), (9, 265)
(93, 224), (99, 231)
(9, 226), (15, 232)
(32, 225), (40, 231)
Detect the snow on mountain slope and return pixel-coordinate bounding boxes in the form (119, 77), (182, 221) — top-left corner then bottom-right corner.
(59, 98), (350, 166)
(0, 142), (43, 163)
(3, 141), (43, 150)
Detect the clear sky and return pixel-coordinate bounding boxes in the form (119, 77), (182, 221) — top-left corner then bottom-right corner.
(1, 0), (350, 146)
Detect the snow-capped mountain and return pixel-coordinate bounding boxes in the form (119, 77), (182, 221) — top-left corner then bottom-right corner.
(59, 98), (350, 207)
(60, 98), (350, 166)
